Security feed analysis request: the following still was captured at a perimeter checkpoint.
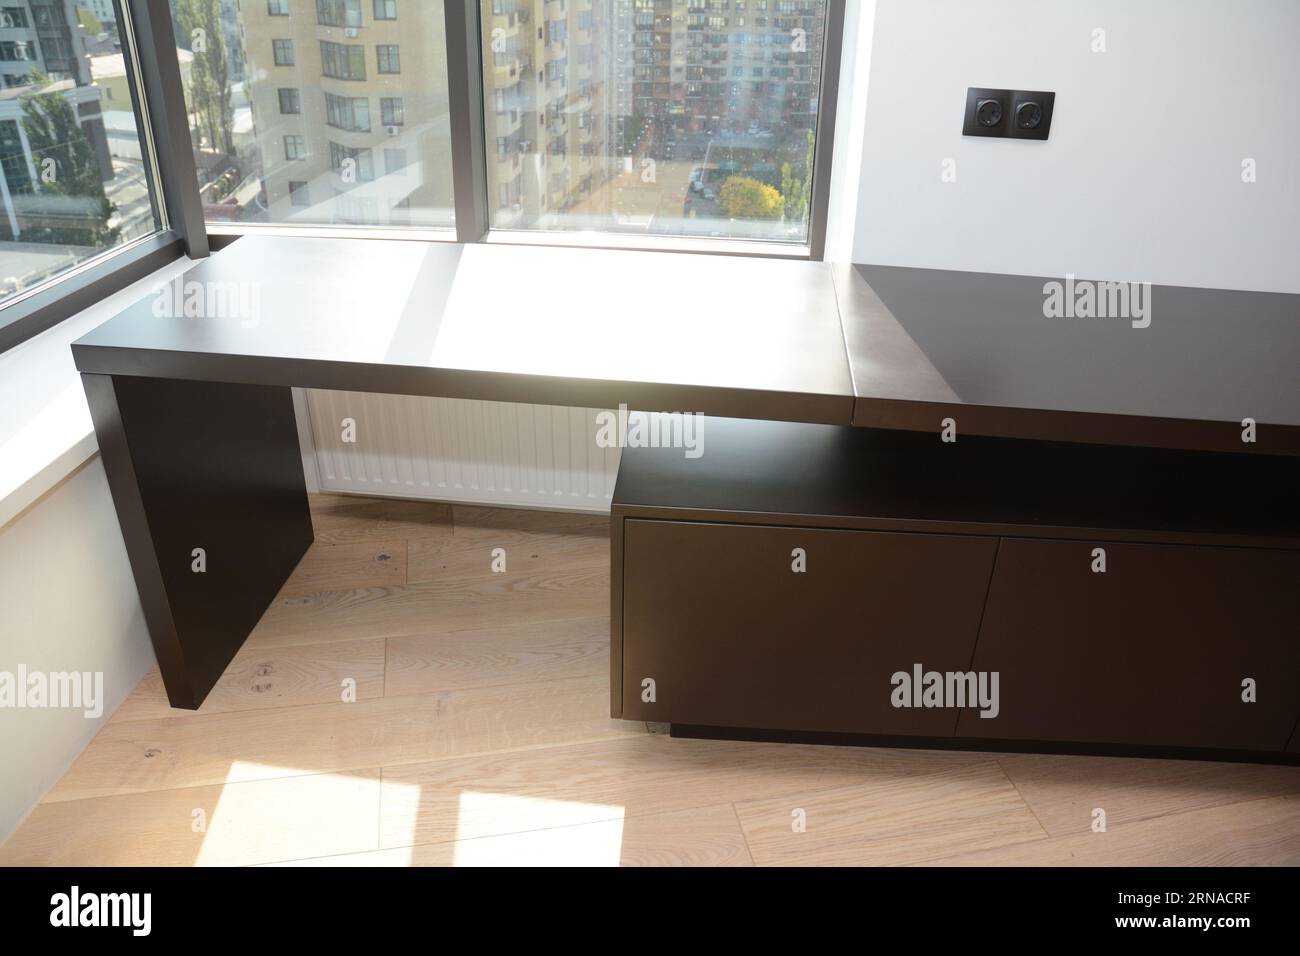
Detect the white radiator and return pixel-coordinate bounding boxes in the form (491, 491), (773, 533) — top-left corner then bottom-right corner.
(304, 390), (621, 513)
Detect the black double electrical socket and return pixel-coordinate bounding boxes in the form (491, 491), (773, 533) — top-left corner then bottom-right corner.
(962, 87), (1055, 140)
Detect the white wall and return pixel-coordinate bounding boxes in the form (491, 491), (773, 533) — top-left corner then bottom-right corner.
(0, 457), (154, 843)
(822, 0), (877, 262)
(853, 0), (1300, 292)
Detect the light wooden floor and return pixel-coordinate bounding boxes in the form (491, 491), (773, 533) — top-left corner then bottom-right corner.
(3, 493), (1299, 866)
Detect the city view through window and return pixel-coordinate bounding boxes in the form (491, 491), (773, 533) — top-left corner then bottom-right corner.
(175, 0), (828, 243)
(172, 0), (455, 230)
(0, 1), (162, 307)
(483, 0), (827, 241)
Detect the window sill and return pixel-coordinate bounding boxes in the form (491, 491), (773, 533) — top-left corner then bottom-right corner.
(206, 222), (457, 244)
(204, 222), (813, 260)
(483, 229), (813, 260)
(0, 255), (196, 529)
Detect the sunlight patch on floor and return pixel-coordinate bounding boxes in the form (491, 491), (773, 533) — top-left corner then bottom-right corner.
(452, 790), (625, 866)
(193, 764), (382, 867)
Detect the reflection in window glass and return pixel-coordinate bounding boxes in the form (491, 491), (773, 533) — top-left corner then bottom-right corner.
(0, 1), (163, 308)
(171, 0), (453, 229)
(481, 0), (826, 243)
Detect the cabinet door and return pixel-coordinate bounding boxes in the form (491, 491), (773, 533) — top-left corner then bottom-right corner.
(621, 520), (997, 735)
(957, 539), (1300, 751)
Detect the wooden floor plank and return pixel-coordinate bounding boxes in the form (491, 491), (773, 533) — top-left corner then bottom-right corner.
(926, 793), (1300, 866)
(113, 638), (386, 721)
(261, 803), (751, 867)
(453, 505), (609, 537)
(385, 617), (609, 696)
(996, 752), (1300, 837)
(8, 494), (1295, 867)
(0, 771), (381, 867)
(734, 760), (1048, 866)
(247, 567), (608, 648)
(408, 528), (607, 585)
(277, 539), (407, 597)
(376, 734), (991, 848)
(310, 493), (453, 546)
(46, 676), (641, 803)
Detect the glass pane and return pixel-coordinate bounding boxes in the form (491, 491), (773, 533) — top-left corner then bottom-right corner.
(481, 0), (826, 243)
(0, 2), (164, 308)
(170, 0), (454, 229)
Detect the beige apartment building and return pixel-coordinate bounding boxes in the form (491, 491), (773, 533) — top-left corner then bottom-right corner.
(482, 0), (824, 233)
(234, 0), (820, 231)
(239, 0), (454, 227)
(482, 0), (617, 229)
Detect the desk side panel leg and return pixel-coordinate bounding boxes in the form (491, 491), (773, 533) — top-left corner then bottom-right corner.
(82, 374), (314, 709)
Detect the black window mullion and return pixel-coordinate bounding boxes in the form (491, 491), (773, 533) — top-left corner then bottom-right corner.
(444, 0), (490, 243)
(121, 0), (209, 259)
(807, 0), (847, 262)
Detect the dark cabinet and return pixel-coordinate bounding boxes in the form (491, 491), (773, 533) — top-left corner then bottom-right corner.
(621, 520), (998, 735)
(613, 418), (1300, 761)
(957, 539), (1300, 751)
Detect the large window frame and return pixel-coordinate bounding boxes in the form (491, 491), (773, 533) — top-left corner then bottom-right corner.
(0, 0), (205, 353)
(0, 1), (847, 354)
(211, 1), (846, 258)
(467, 2), (842, 257)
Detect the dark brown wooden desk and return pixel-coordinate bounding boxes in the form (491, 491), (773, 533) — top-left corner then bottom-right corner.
(73, 237), (854, 708)
(73, 236), (1300, 721)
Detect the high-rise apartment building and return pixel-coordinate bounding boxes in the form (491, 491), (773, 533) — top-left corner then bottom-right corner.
(628, 0), (823, 133)
(482, 0), (617, 230)
(482, 0), (823, 235)
(230, 1), (822, 234)
(239, 0), (454, 226)
(2, 0), (94, 86)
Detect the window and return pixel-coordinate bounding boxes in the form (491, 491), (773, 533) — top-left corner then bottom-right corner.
(171, 0), (454, 230)
(0, 41), (35, 61)
(0, 7), (30, 28)
(168, 0), (838, 249)
(330, 141), (374, 181)
(272, 39), (294, 66)
(316, 0), (361, 28)
(325, 93), (370, 132)
(376, 45), (400, 74)
(320, 41), (366, 80)
(380, 96), (403, 126)
(0, 0), (165, 323)
(384, 147), (407, 174)
(479, 0), (831, 244)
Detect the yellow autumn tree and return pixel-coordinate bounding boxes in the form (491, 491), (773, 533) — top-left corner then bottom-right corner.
(719, 176), (785, 220)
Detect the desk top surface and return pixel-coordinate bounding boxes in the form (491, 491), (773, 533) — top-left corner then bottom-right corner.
(74, 236), (1300, 453)
(74, 236), (856, 424)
